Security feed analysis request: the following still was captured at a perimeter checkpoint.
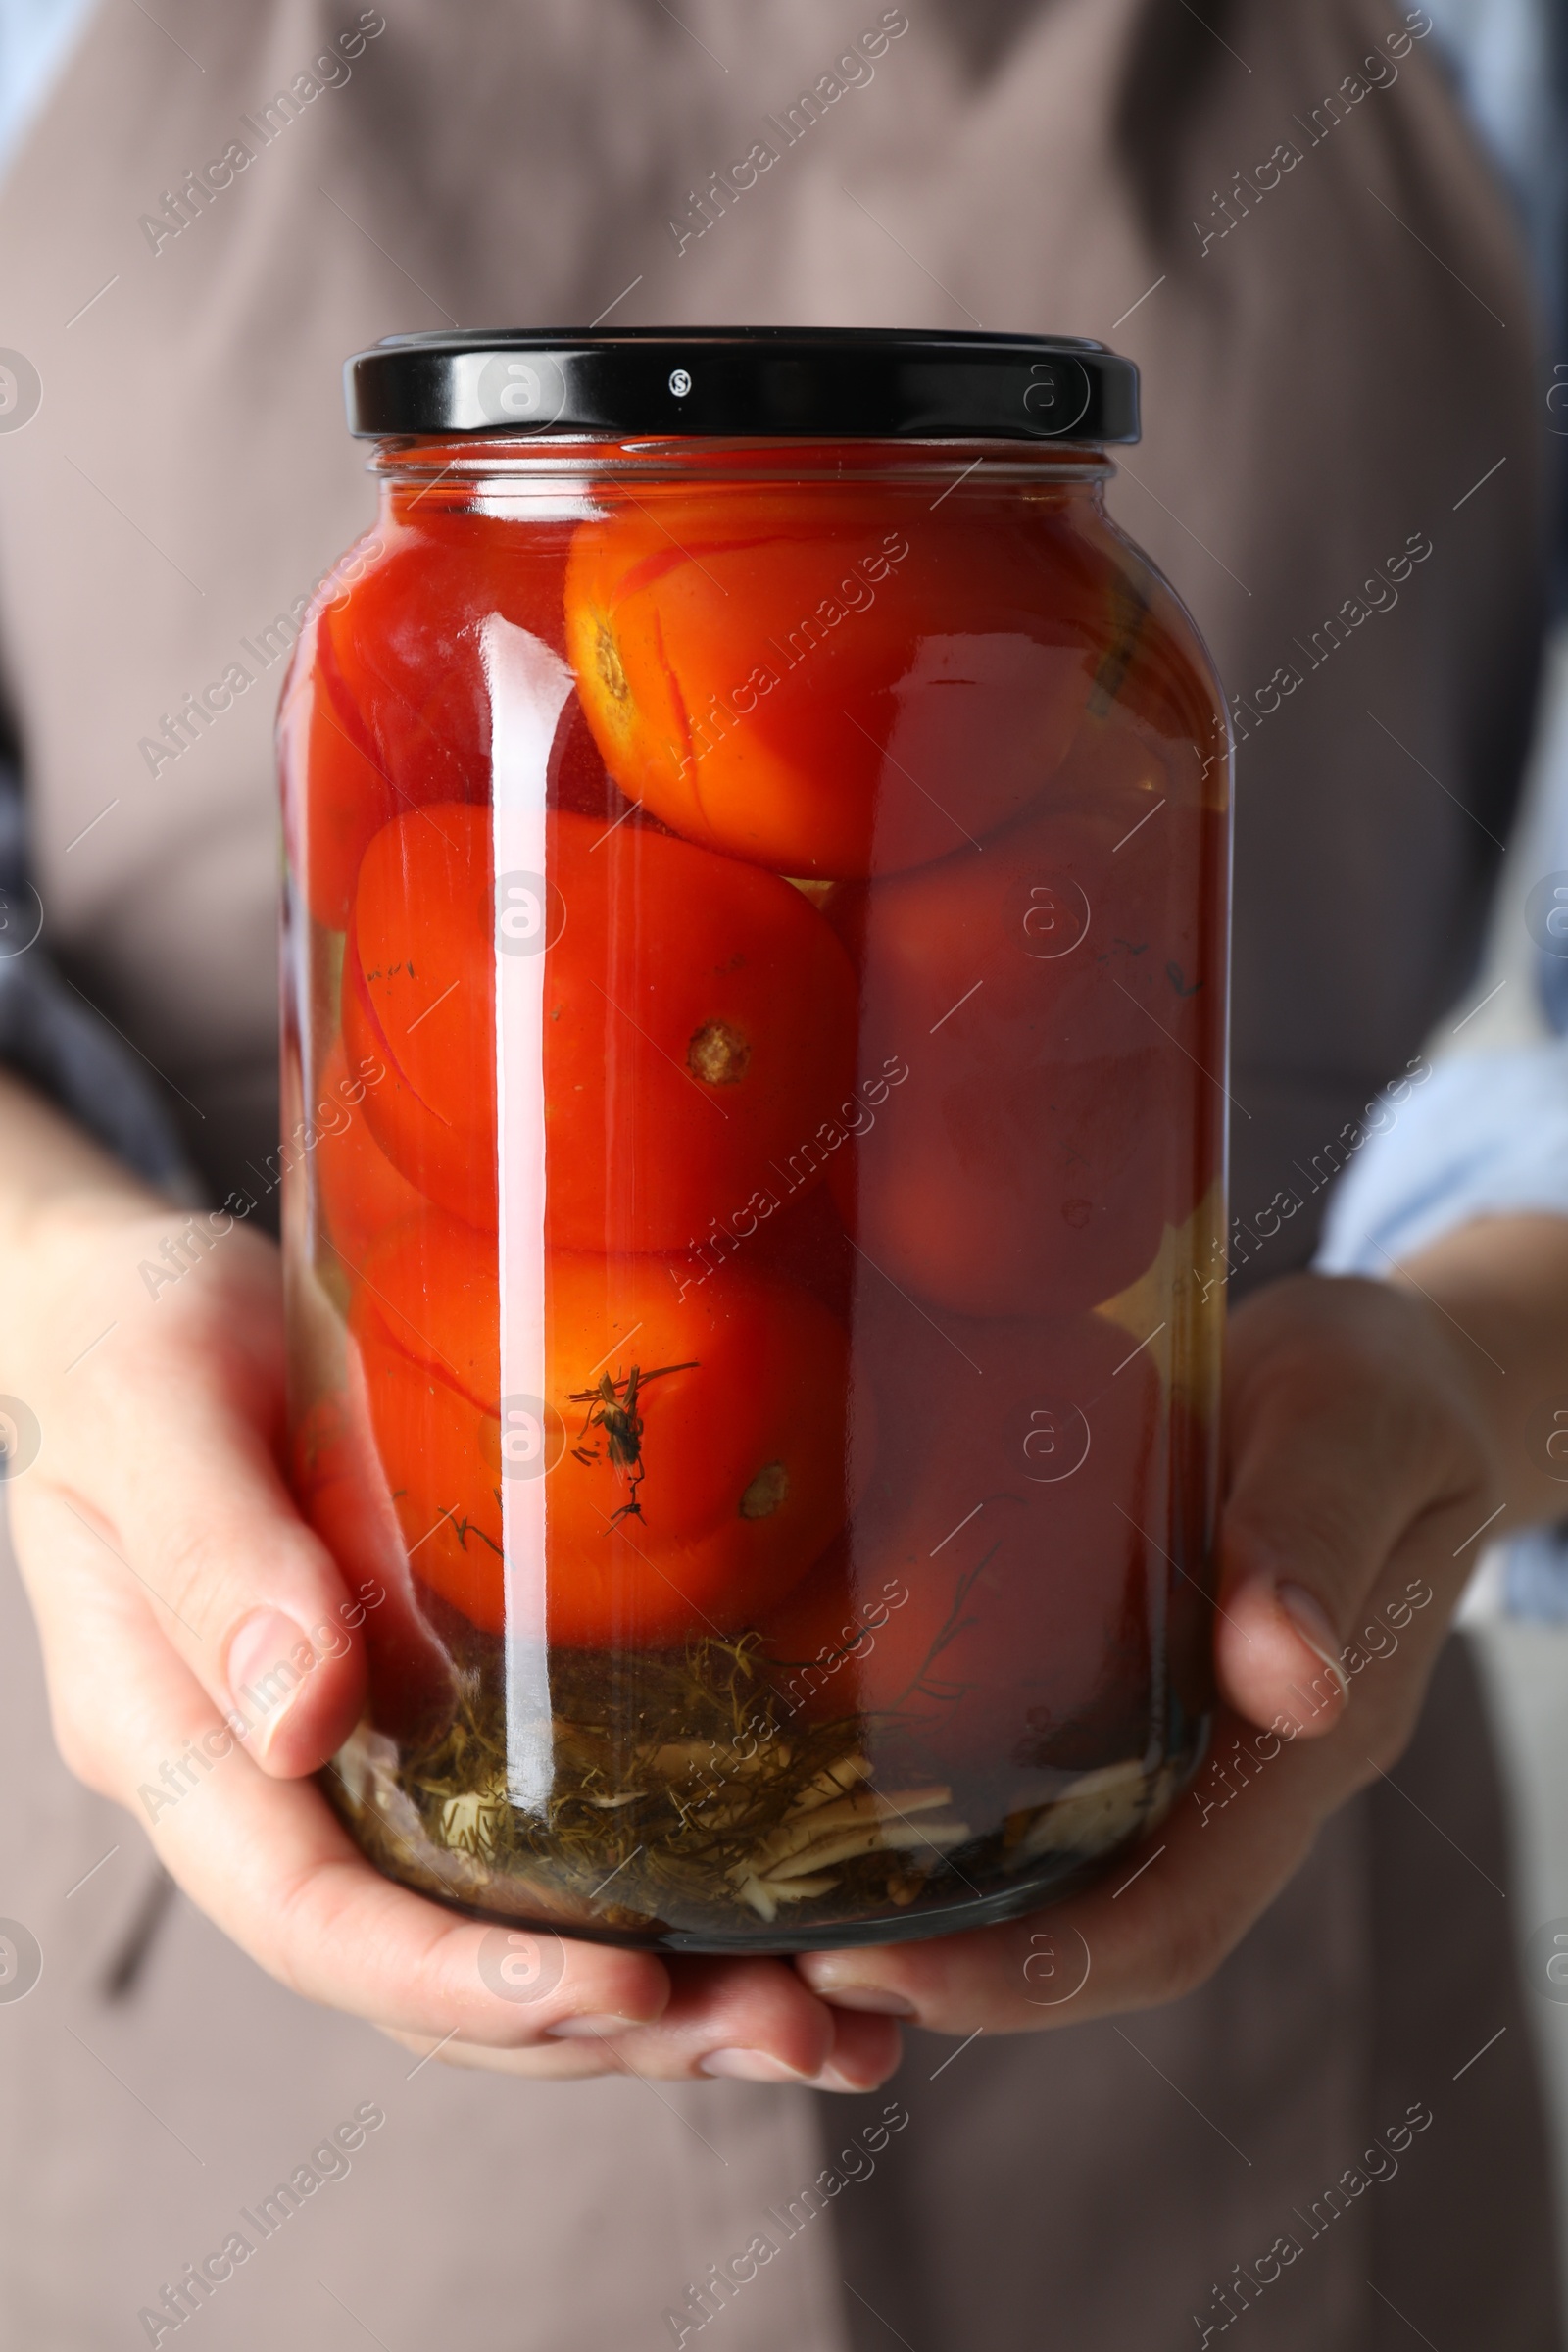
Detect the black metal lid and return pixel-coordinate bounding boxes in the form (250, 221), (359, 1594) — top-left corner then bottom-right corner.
(344, 327), (1139, 445)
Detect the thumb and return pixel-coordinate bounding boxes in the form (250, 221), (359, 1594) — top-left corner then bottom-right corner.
(1213, 1277), (1469, 1740)
(51, 1364), (369, 1778)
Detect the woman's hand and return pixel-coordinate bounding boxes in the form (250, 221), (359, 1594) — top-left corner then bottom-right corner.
(2, 1085), (899, 2089)
(795, 1256), (1534, 2033)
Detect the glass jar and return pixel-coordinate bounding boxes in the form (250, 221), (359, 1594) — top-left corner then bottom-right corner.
(278, 329), (1231, 1950)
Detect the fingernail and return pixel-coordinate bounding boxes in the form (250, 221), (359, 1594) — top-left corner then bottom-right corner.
(698, 2048), (812, 2082)
(542, 2013), (645, 2041)
(811, 1985), (917, 2018)
(814, 2055), (899, 2094)
(1277, 1584), (1350, 1704)
(796, 1956), (918, 2015)
(227, 1609), (315, 1755)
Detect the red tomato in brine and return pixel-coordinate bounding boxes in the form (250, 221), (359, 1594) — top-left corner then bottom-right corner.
(828, 715), (1226, 1315)
(538, 808), (858, 1254)
(342, 803), (498, 1227)
(282, 520), (612, 930)
(315, 1034), (425, 1266)
(564, 486), (1113, 877)
(279, 634), (402, 934)
(289, 1379), (459, 1740)
(349, 1210), (866, 1645)
(280, 530), (494, 931)
(324, 530), (494, 794)
(342, 803), (858, 1250)
(759, 1299), (1160, 1771)
(541, 1252), (864, 1646)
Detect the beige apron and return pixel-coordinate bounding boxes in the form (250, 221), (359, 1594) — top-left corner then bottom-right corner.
(0, 1), (1556, 2343)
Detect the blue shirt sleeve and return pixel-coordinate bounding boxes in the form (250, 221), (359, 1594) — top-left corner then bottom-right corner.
(0, 0), (99, 185)
(1315, 1043), (1568, 1275)
(1423, 0), (1568, 345)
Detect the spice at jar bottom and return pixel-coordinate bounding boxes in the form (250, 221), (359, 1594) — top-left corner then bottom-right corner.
(278, 327), (1231, 1951)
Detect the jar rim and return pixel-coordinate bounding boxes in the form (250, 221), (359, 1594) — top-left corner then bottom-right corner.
(344, 327), (1140, 447)
(366, 434), (1117, 491)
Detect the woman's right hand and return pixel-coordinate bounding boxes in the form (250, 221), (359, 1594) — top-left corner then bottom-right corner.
(2, 1090), (899, 2090)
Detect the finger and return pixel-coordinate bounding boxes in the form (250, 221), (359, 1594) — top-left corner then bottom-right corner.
(818, 2004), (906, 2093)
(798, 1702), (1354, 2036)
(1215, 1275), (1485, 1737)
(578, 1956), (879, 2085)
(34, 1337), (368, 1777)
(388, 1970), (904, 2087)
(376, 2024), (623, 2080)
(23, 1503), (669, 2045)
